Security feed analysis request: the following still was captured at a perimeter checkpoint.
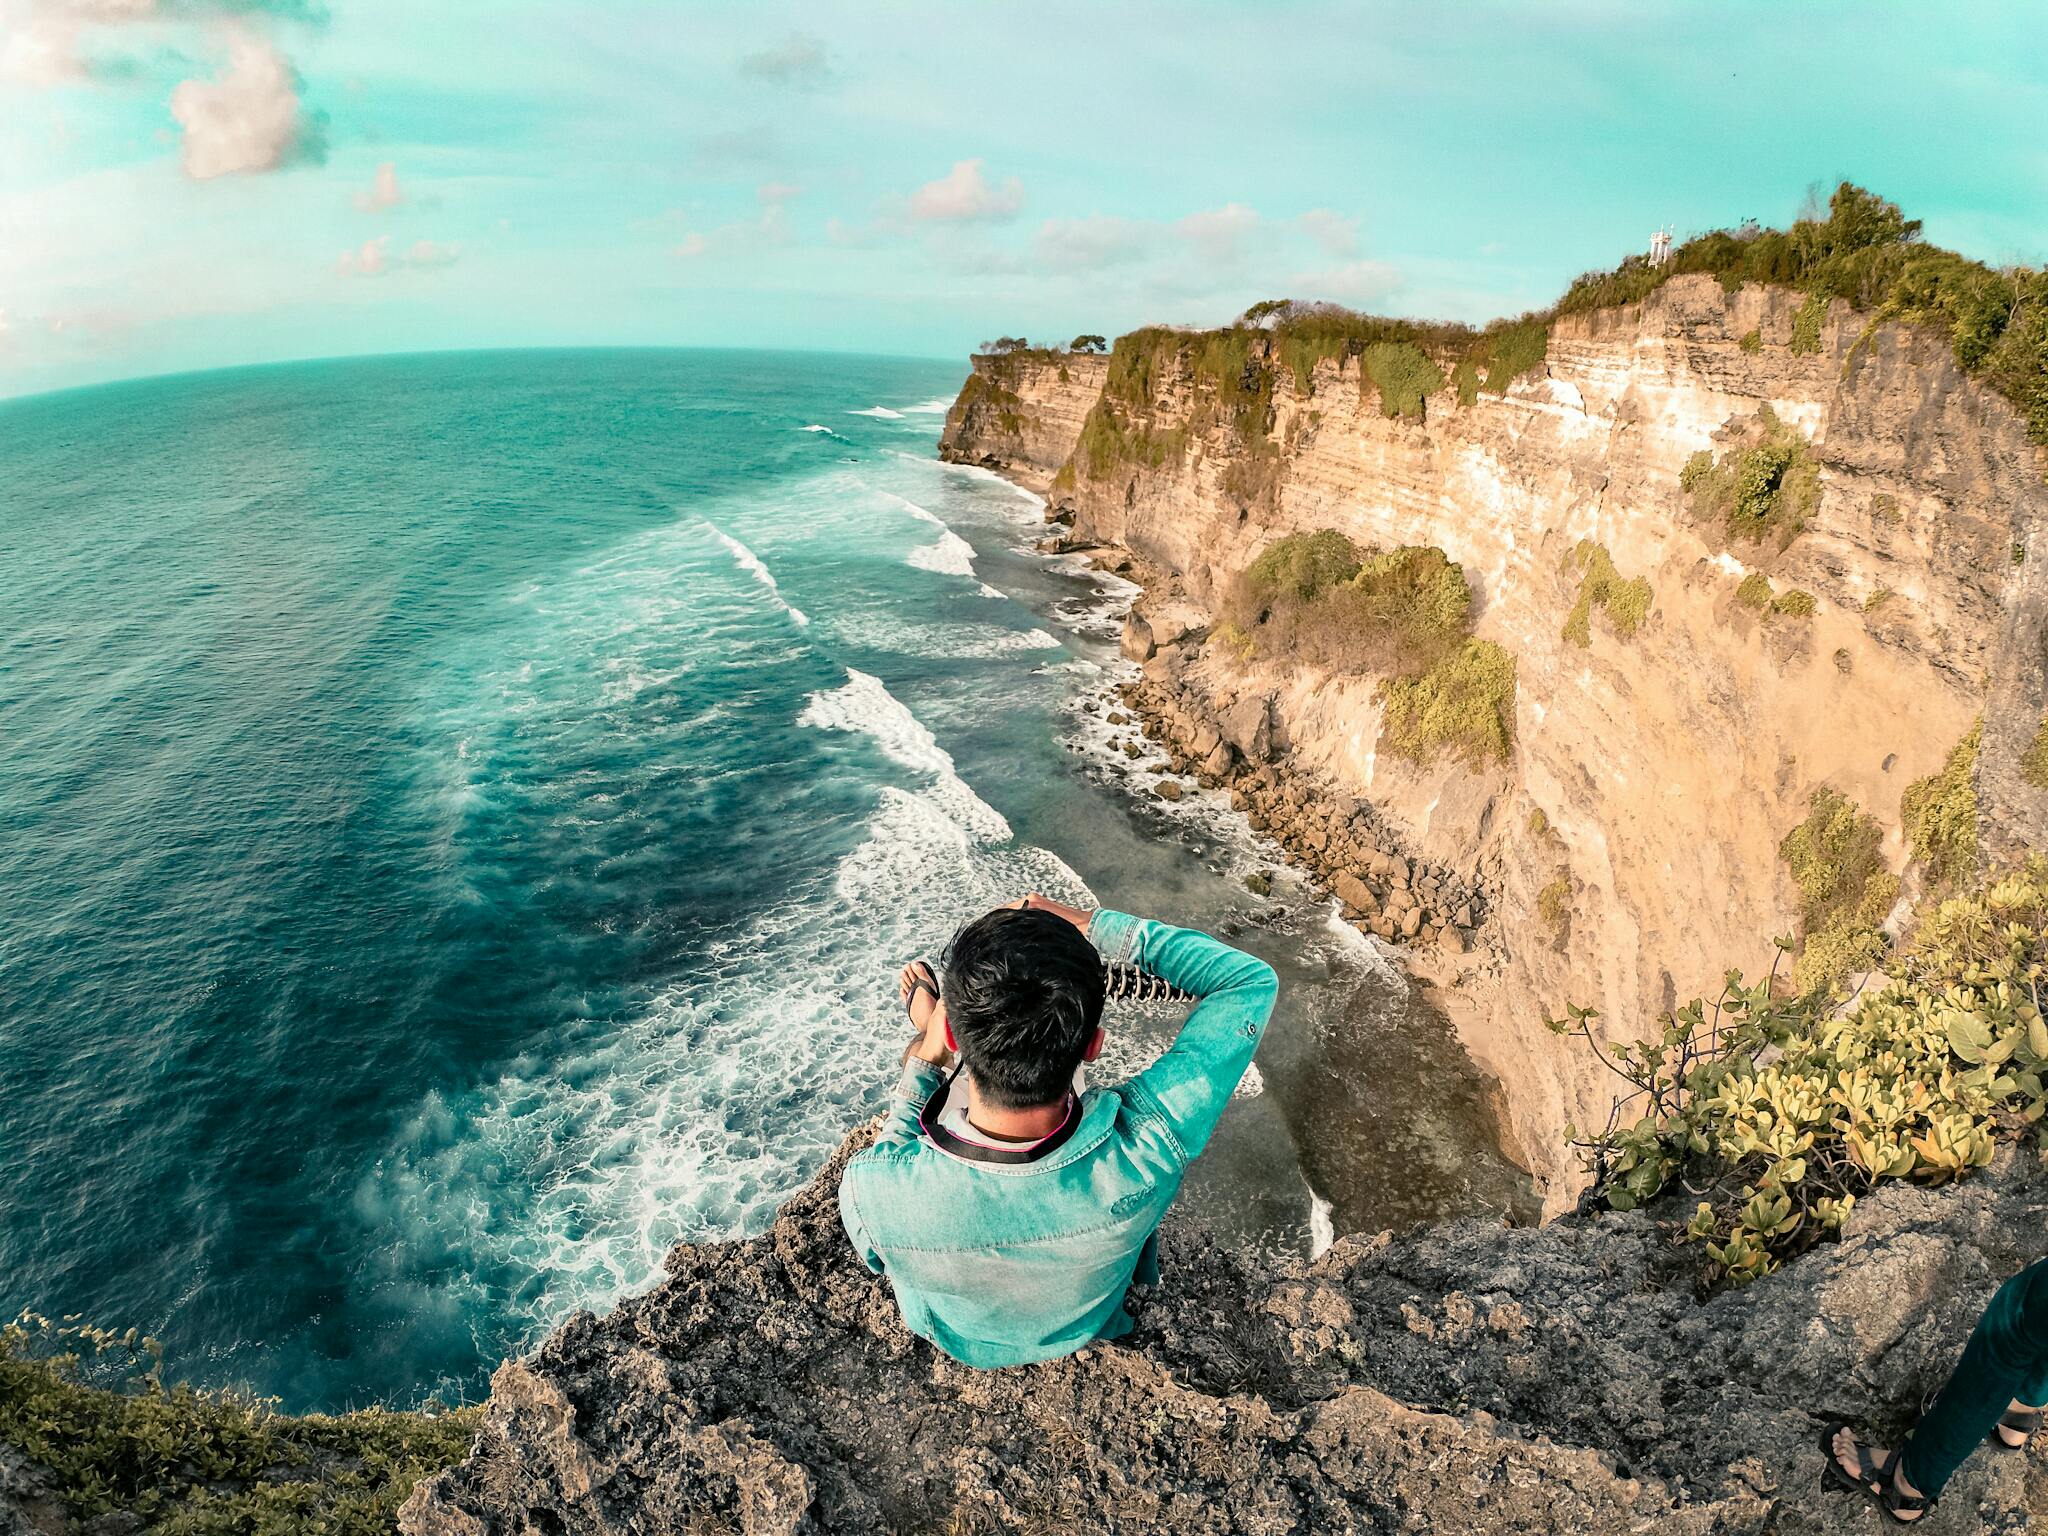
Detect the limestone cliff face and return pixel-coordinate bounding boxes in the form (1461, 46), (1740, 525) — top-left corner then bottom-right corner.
(940, 276), (2048, 1204)
(938, 351), (1108, 491)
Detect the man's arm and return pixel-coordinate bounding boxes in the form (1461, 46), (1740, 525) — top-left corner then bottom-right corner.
(1084, 906), (1279, 1165)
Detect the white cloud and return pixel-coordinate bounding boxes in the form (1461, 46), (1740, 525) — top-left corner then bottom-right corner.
(673, 184), (799, 260)
(737, 33), (830, 88)
(337, 235), (459, 276)
(1292, 258), (1403, 306)
(354, 161), (404, 212)
(909, 159), (1023, 223)
(1032, 214), (1154, 273)
(1, 0), (156, 86)
(1299, 209), (1361, 259)
(1176, 203), (1261, 267)
(169, 25), (315, 180)
(337, 235), (389, 276)
(404, 238), (458, 270)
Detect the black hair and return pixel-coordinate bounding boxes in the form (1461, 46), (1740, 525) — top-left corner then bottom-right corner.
(941, 907), (1106, 1110)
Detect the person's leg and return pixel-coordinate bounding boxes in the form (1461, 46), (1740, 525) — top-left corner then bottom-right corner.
(1899, 1258), (2048, 1498)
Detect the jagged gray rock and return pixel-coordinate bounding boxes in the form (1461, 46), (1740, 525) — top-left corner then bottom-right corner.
(403, 1129), (2048, 1534)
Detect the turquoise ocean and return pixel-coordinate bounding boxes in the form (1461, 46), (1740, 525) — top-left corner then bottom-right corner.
(0, 350), (1533, 1411)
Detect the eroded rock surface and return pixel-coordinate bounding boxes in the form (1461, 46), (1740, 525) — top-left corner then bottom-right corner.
(403, 1128), (2048, 1535)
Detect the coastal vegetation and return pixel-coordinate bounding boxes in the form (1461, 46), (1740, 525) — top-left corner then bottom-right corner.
(1554, 859), (2048, 1287)
(1678, 405), (1822, 548)
(1778, 787), (1899, 995)
(1552, 183), (2048, 448)
(1065, 185), (2046, 540)
(1900, 719), (1982, 885)
(1560, 540), (1652, 646)
(1219, 531), (1516, 765)
(0, 1314), (477, 1535)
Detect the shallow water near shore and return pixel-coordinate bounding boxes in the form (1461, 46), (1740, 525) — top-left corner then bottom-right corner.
(0, 349), (1532, 1412)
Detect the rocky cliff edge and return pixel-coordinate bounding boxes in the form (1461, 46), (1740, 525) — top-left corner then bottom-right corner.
(400, 1124), (2047, 1535)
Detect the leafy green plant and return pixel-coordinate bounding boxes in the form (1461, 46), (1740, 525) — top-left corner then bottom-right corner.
(1790, 291), (1828, 354)
(1772, 588), (1816, 616)
(1902, 719), (1981, 885)
(1682, 407), (1822, 547)
(1736, 572), (1775, 611)
(1739, 328), (1763, 353)
(1779, 787), (1900, 994)
(1864, 586), (1893, 611)
(1360, 341), (1443, 420)
(1536, 876), (1571, 927)
(1378, 638), (1517, 766)
(1553, 859), (2048, 1285)
(2022, 717), (2048, 790)
(0, 1314), (478, 1534)
(1560, 540), (1652, 645)
(1225, 534), (1476, 677)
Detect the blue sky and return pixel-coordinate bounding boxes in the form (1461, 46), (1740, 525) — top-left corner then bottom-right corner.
(1, 0), (2043, 398)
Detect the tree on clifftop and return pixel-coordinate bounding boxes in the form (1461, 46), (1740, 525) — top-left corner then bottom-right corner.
(1070, 334), (1106, 353)
(980, 336), (1030, 355)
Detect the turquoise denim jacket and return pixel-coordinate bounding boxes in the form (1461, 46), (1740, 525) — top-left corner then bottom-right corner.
(837, 909), (1279, 1369)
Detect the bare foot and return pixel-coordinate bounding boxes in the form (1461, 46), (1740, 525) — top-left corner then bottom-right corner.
(1830, 1427), (1923, 1521)
(899, 961), (939, 1031)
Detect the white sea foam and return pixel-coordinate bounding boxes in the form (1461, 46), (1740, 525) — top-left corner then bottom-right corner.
(832, 613), (1061, 660)
(907, 528), (979, 577)
(799, 424), (850, 442)
(850, 406), (905, 419)
(903, 396), (955, 415)
(705, 523), (809, 626)
(1309, 1190), (1336, 1259)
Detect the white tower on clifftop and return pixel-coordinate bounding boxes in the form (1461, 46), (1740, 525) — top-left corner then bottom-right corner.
(1649, 226), (1673, 266)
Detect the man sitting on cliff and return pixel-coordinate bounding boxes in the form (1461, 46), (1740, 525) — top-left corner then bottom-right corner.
(838, 893), (1279, 1367)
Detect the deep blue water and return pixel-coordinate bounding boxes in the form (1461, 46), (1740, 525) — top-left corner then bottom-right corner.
(0, 349), (1531, 1411)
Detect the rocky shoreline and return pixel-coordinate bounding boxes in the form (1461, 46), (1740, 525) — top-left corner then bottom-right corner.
(1043, 509), (1502, 984)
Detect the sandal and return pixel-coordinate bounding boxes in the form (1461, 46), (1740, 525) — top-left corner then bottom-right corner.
(1991, 1404), (2044, 1450)
(901, 961), (939, 1026)
(1820, 1424), (1932, 1525)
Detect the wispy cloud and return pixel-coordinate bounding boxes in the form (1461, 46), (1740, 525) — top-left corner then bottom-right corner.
(737, 32), (830, 89)
(909, 159), (1023, 223)
(1176, 203), (1260, 268)
(1032, 214), (1155, 273)
(337, 234), (459, 277)
(673, 181), (800, 260)
(354, 161), (403, 212)
(1299, 209), (1361, 259)
(170, 24), (323, 179)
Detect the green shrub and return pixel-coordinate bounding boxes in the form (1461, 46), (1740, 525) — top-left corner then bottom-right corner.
(0, 1315), (478, 1534)
(1739, 328), (1763, 353)
(1242, 530), (1360, 604)
(1772, 588), (1817, 616)
(1561, 540), (1653, 646)
(1683, 407), (1821, 547)
(1902, 719), (1981, 884)
(1378, 638), (1516, 766)
(1528, 807), (1550, 835)
(1736, 571), (1775, 610)
(1779, 787), (1900, 994)
(1789, 291), (1828, 354)
(1553, 860), (2048, 1286)
(2022, 717), (2048, 790)
(1536, 876), (1571, 926)
(1361, 341), (1443, 420)
(1228, 536), (1474, 676)
(1864, 586), (1893, 611)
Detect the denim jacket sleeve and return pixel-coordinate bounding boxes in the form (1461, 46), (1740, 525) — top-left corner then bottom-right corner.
(1086, 908), (1279, 1165)
(839, 1056), (947, 1273)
